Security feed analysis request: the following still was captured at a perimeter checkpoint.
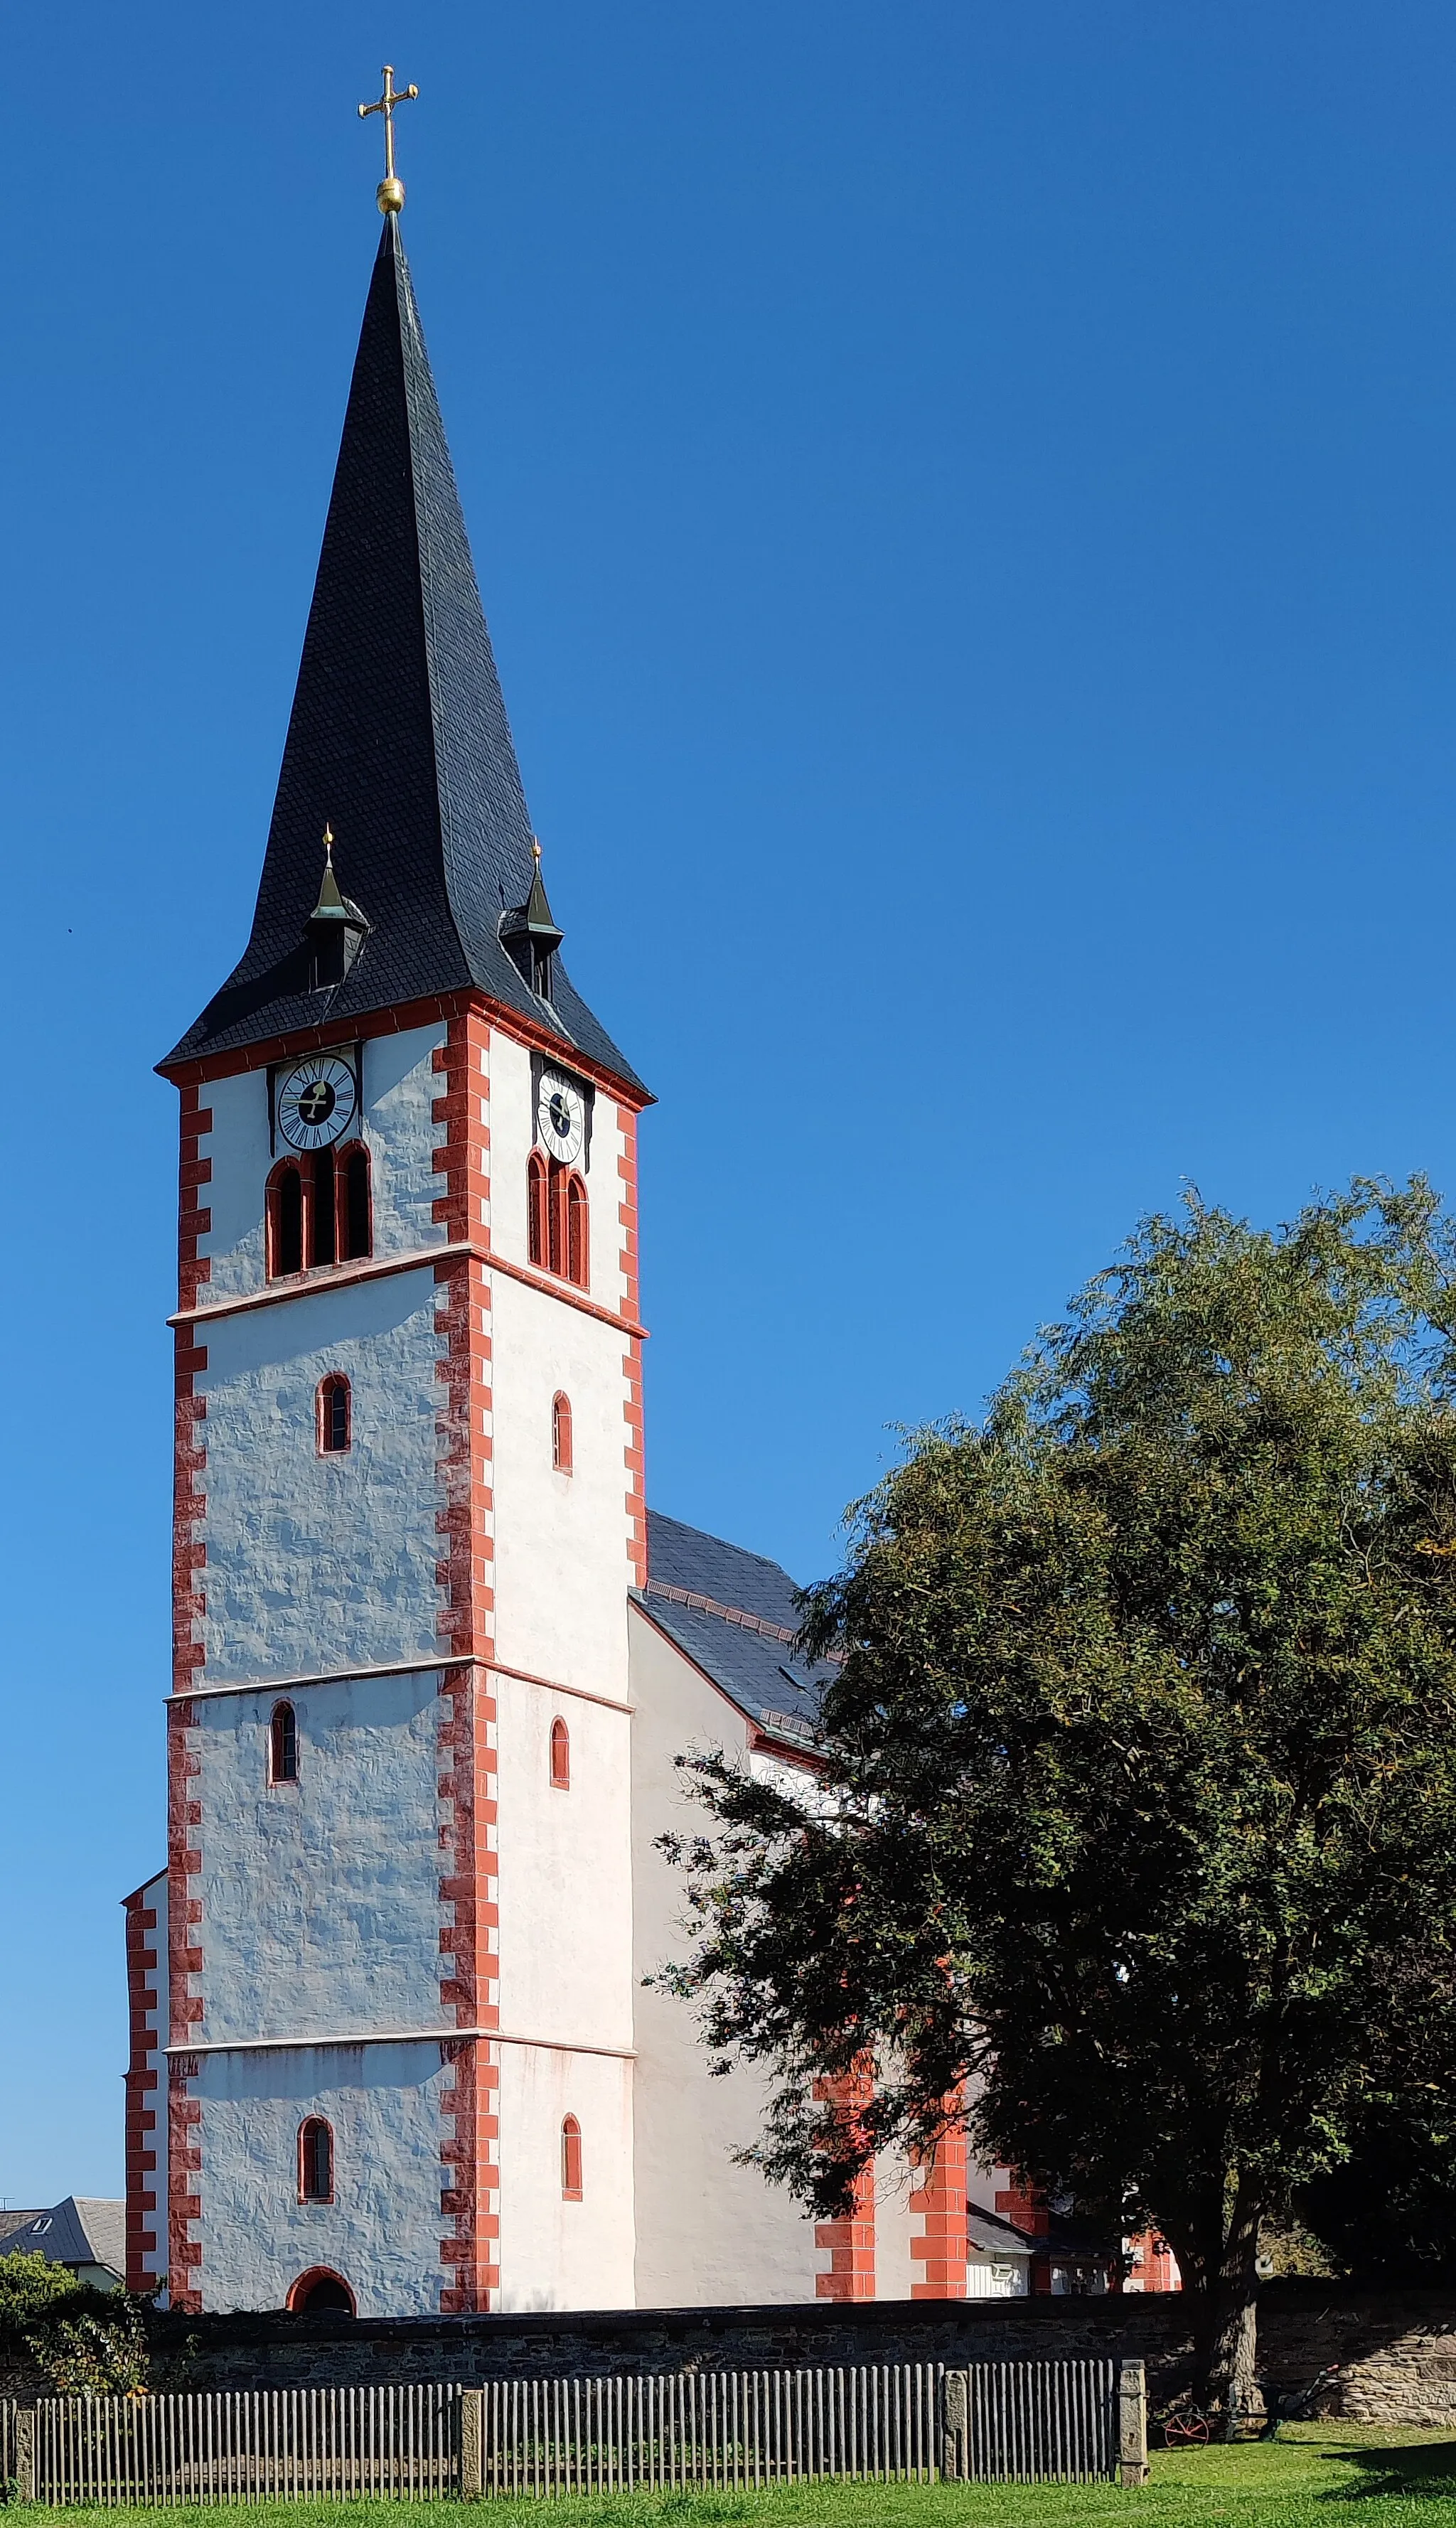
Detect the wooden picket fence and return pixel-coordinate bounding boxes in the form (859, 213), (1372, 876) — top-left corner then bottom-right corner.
(0, 2358), (1145, 2502)
(472, 2362), (944, 2494)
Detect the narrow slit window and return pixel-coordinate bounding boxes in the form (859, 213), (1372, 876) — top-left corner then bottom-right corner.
(343, 1145), (373, 1260)
(528, 1151), (549, 1268)
(269, 1164), (304, 1278)
(566, 1174), (589, 1289)
(547, 1160), (566, 1279)
(311, 1147), (337, 1267)
(318, 1375), (351, 1455)
(561, 2114), (583, 2200)
(550, 1717), (570, 1790)
(270, 1701), (298, 1784)
(299, 2118), (333, 2204)
(552, 1392), (573, 1474)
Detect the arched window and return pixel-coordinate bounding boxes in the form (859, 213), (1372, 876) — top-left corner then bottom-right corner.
(287, 2266), (355, 2314)
(561, 2114), (583, 2201)
(299, 2117), (334, 2203)
(317, 1374), (351, 1455)
(341, 1145), (373, 1261)
(529, 1154), (589, 1289)
(269, 1700), (298, 1784)
(566, 1174), (589, 1289)
(552, 1392), (573, 1474)
(528, 1150), (550, 1268)
(311, 1147), (336, 1267)
(270, 1698), (298, 1779)
(550, 1717), (571, 1790)
(267, 1162), (304, 1278)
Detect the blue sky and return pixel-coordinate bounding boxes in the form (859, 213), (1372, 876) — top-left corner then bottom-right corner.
(6, 0), (1456, 2202)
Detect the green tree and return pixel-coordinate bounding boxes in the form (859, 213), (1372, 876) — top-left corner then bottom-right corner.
(660, 1183), (1456, 2423)
(0, 2251), (80, 2330)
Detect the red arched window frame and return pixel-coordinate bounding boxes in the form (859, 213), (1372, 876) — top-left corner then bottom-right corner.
(530, 1155), (590, 1289)
(552, 1392), (573, 1474)
(267, 1160), (305, 1279)
(550, 1717), (571, 1790)
(267, 1144), (372, 1280)
(317, 1374), (352, 1455)
(561, 2114), (583, 2200)
(269, 1701), (298, 1785)
(298, 2117), (334, 2204)
(338, 1141), (373, 1262)
(566, 1173), (589, 1289)
(285, 2266), (355, 2314)
(528, 1150), (550, 1268)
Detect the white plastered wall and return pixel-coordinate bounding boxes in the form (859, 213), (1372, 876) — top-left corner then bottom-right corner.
(494, 1674), (633, 2050)
(195, 1671), (445, 2045)
(494, 2042), (634, 2312)
(198, 1269), (446, 1683)
(628, 1604), (823, 2306)
(193, 2040), (448, 2315)
(196, 1023), (448, 1305)
(488, 1273), (633, 1697)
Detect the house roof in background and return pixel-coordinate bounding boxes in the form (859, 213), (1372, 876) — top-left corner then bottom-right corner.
(0, 2197), (125, 2276)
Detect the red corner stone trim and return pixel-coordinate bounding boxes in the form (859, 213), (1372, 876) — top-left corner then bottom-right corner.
(433, 1010), (500, 2311)
(995, 2173), (1054, 2293)
(166, 1700), (203, 2311)
(122, 1882), (165, 2293)
(168, 1083), (212, 2310)
(813, 2067), (877, 2301)
(911, 2110), (969, 2298)
(617, 1105), (647, 1590)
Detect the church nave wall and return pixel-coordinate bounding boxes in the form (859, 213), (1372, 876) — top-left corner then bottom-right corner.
(626, 1606), (824, 2308)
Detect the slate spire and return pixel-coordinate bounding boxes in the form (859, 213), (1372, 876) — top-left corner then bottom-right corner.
(166, 217), (641, 1091)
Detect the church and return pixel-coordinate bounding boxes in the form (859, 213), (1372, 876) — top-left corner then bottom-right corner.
(121, 107), (1055, 2320)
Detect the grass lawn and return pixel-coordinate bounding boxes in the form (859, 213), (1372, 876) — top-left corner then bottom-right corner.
(26, 2426), (1456, 2528)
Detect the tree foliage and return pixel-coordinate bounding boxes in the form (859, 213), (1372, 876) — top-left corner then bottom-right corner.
(0, 2252), (80, 2330)
(660, 1183), (1456, 2409)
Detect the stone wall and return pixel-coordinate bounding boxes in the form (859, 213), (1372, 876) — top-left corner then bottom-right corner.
(131, 2282), (1455, 2425)
(7, 2285), (1455, 2427)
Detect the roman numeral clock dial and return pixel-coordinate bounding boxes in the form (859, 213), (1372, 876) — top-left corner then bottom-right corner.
(537, 1070), (585, 1163)
(276, 1054), (358, 1151)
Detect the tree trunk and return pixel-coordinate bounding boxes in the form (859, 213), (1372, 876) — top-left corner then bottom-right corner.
(1207, 2177), (1263, 2438)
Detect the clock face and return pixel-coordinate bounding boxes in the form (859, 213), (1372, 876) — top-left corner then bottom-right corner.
(277, 1054), (358, 1152)
(537, 1070), (586, 1164)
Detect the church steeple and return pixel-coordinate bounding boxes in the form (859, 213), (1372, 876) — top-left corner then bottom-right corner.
(167, 215), (641, 1092)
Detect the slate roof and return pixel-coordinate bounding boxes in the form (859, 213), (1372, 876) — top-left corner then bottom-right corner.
(165, 216), (643, 1093)
(638, 1509), (835, 1747)
(0, 2197), (125, 2278)
(966, 2202), (1037, 2259)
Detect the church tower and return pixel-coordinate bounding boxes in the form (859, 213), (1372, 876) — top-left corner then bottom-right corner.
(128, 167), (649, 2315)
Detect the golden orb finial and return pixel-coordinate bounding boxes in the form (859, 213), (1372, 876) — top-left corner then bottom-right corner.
(359, 65), (418, 213)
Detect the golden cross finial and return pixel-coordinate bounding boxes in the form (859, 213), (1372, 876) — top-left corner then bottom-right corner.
(358, 64), (419, 215)
(323, 823), (335, 864)
(532, 835), (542, 864)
